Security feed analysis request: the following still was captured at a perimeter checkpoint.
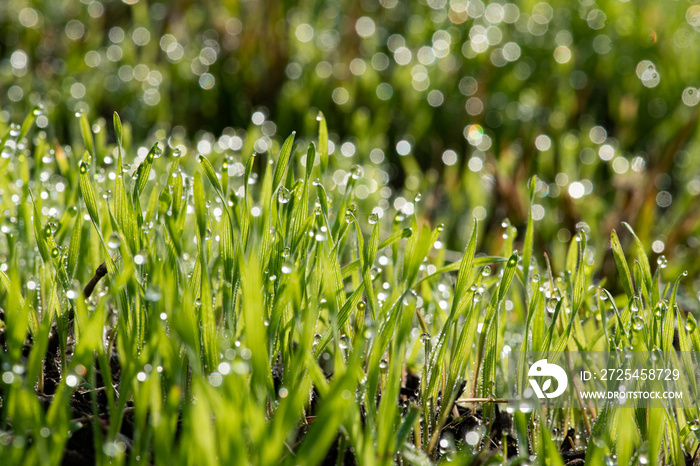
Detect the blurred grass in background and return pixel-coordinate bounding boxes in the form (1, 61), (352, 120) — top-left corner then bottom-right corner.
(1, 0), (700, 306)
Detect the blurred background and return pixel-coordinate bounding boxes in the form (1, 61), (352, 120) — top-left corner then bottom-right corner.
(1, 0), (700, 306)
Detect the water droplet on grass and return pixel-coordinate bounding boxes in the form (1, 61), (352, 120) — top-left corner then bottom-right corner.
(350, 165), (364, 180)
(686, 316), (697, 333)
(79, 161), (90, 174)
(630, 297), (640, 313)
(108, 232), (120, 249)
(656, 255), (667, 268)
(632, 316), (644, 332)
(277, 187), (291, 204)
(368, 213), (379, 224)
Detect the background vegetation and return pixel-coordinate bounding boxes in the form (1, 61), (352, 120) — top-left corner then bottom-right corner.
(1, 0), (700, 464)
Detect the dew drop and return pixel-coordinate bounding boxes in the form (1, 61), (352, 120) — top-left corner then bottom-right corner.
(277, 187), (292, 204)
(108, 232), (120, 250)
(656, 255), (667, 268)
(368, 213), (379, 225)
(350, 165), (364, 180)
(630, 297), (640, 313)
(632, 316), (644, 332)
(281, 262), (293, 274)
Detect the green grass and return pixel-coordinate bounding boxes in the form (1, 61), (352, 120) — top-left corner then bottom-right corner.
(0, 110), (699, 465)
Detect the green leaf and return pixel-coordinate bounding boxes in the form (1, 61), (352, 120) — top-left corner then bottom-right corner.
(662, 273), (684, 352)
(454, 219), (478, 299)
(79, 154), (100, 228)
(67, 207), (82, 280)
(198, 154), (224, 197)
(522, 177), (536, 295)
(134, 142), (160, 199)
(378, 227), (412, 250)
(272, 132), (295, 193)
(114, 148), (139, 254)
(80, 112), (95, 158)
(610, 229), (634, 299)
(572, 231), (586, 313)
(317, 111), (328, 174)
(113, 112), (123, 148)
(675, 303), (697, 396)
(193, 173), (208, 242)
(30, 193), (51, 264)
(623, 222), (652, 300)
(305, 142), (316, 180)
(17, 106), (38, 142)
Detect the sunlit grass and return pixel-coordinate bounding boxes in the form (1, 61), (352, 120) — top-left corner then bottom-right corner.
(0, 111), (699, 465)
